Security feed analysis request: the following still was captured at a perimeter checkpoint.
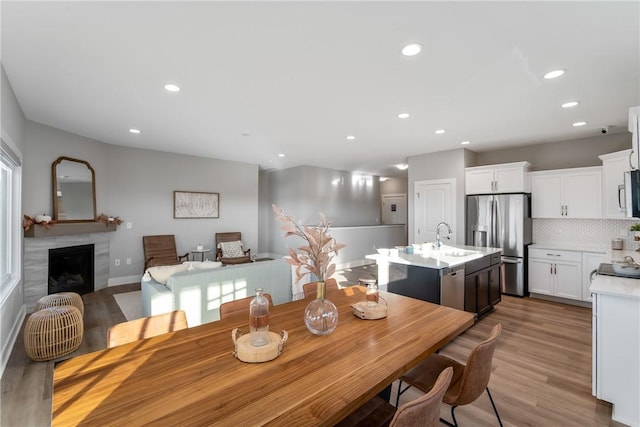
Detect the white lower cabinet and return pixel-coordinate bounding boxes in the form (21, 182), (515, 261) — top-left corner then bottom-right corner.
(528, 247), (583, 301)
(593, 292), (640, 426)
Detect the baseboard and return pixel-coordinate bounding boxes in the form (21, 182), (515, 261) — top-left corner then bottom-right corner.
(0, 304), (25, 379)
(529, 293), (592, 308)
(108, 274), (142, 287)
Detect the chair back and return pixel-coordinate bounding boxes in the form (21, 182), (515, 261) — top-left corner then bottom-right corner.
(107, 310), (188, 348)
(143, 235), (182, 270)
(215, 232), (251, 264)
(452, 323), (502, 406)
(219, 293), (274, 320)
(390, 367), (453, 427)
(303, 278), (339, 299)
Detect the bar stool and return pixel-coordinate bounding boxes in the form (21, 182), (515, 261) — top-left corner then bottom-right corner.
(37, 292), (84, 316)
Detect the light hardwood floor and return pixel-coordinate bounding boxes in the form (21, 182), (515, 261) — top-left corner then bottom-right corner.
(1, 285), (624, 426)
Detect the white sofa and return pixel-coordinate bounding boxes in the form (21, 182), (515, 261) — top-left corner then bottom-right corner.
(141, 259), (292, 327)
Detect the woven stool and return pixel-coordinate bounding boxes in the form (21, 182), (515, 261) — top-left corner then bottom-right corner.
(37, 292), (84, 316)
(24, 306), (84, 362)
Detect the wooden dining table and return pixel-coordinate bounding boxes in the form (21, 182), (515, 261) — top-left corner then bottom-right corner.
(52, 287), (474, 426)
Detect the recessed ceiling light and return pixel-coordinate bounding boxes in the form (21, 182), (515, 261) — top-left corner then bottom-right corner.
(572, 121), (587, 127)
(379, 177), (390, 182)
(461, 140), (471, 145)
(562, 101), (580, 108)
(278, 153), (286, 158)
(164, 84), (181, 92)
(544, 69), (565, 79)
(397, 113), (410, 119)
(395, 164), (409, 170)
(129, 128), (141, 134)
(435, 129), (446, 134)
(402, 43), (423, 57)
(346, 135), (356, 140)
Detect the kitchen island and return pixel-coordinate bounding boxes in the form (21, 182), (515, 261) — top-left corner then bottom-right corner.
(366, 244), (503, 318)
(590, 270), (640, 427)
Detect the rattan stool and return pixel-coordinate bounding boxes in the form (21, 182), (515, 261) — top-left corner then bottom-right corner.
(24, 306), (84, 361)
(37, 292), (84, 316)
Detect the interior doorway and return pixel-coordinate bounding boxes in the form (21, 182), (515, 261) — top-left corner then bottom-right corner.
(381, 193), (407, 224)
(414, 179), (456, 244)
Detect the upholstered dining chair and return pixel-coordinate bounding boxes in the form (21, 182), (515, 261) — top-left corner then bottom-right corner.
(335, 367), (453, 427)
(215, 232), (251, 265)
(396, 324), (503, 427)
(302, 278), (339, 299)
(219, 293), (274, 320)
(107, 310), (188, 348)
(142, 234), (188, 271)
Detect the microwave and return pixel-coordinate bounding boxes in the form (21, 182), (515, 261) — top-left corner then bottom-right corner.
(624, 169), (640, 218)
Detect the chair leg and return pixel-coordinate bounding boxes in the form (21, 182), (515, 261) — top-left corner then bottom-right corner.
(439, 406), (458, 426)
(395, 379), (409, 407)
(486, 387), (503, 427)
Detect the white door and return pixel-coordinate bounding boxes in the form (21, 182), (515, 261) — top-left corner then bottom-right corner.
(381, 194), (407, 224)
(414, 179), (455, 244)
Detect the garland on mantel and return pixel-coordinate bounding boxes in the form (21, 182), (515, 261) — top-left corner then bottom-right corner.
(23, 215), (57, 231)
(97, 214), (123, 226)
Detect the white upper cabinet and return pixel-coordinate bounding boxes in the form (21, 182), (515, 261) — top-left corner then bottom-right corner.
(465, 162), (530, 194)
(530, 167), (603, 218)
(599, 149), (633, 219)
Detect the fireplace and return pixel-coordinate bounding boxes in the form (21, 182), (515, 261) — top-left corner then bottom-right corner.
(48, 244), (95, 295)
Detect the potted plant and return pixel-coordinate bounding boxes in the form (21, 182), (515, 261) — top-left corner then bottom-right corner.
(630, 223), (640, 240)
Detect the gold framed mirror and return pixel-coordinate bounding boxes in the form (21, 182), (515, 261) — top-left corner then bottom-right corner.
(52, 156), (97, 222)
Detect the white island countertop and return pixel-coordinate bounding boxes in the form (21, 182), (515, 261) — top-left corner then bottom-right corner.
(590, 273), (640, 299)
(365, 244), (502, 270)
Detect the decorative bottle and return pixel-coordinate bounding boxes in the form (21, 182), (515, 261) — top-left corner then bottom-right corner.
(250, 288), (269, 347)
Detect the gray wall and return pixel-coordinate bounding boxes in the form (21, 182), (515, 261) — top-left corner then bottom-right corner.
(473, 133), (630, 170)
(22, 121), (259, 279)
(1, 64), (25, 377)
(263, 165), (381, 257)
(407, 149), (470, 246)
(380, 175), (408, 195)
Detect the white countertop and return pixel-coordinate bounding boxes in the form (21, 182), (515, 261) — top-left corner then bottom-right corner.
(366, 244), (502, 270)
(590, 274), (640, 299)
(529, 242), (608, 253)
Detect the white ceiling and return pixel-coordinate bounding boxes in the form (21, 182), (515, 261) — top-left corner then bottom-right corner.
(2, 1), (639, 177)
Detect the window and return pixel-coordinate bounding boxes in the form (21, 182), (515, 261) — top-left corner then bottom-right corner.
(1, 140), (21, 293)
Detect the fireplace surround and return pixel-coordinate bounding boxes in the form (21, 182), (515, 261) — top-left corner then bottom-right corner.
(24, 233), (110, 312)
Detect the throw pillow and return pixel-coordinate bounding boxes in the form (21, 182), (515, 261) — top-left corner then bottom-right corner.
(145, 263), (189, 284)
(219, 240), (244, 258)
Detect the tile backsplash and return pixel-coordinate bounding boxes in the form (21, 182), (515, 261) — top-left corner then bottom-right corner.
(533, 218), (640, 251)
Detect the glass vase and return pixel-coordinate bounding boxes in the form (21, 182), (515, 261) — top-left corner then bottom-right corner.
(304, 281), (338, 335)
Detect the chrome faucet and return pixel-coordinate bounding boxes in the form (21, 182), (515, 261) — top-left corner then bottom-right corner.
(434, 222), (452, 250)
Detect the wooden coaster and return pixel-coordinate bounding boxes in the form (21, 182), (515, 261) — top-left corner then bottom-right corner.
(351, 301), (388, 320)
(232, 328), (288, 363)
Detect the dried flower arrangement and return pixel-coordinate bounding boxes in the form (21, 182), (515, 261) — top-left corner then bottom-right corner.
(97, 214), (123, 226)
(272, 205), (345, 283)
(22, 215), (56, 231)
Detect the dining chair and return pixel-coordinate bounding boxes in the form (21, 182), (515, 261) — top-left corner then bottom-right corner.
(302, 278), (339, 299)
(142, 234), (189, 271)
(107, 310), (188, 348)
(395, 324), (503, 427)
(335, 367), (453, 427)
(219, 293), (274, 320)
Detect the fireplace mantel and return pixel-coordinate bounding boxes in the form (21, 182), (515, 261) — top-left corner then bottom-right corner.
(24, 222), (117, 238)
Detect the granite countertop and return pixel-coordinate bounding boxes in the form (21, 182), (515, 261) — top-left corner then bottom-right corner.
(366, 244), (502, 270)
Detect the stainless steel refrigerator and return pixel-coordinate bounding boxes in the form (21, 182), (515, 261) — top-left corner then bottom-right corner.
(466, 193), (532, 296)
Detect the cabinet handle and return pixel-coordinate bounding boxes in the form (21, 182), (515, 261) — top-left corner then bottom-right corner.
(493, 180), (497, 192)
(618, 184), (625, 211)
(550, 264), (553, 274)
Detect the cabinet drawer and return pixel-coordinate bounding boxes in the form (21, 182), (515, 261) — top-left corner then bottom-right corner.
(465, 255), (491, 275)
(490, 253), (501, 265)
(528, 247), (582, 262)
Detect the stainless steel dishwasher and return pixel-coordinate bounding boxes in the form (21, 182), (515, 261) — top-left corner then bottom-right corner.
(440, 266), (465, 310)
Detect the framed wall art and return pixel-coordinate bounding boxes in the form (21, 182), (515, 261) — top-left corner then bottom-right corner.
(173, 191), (219, 218)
